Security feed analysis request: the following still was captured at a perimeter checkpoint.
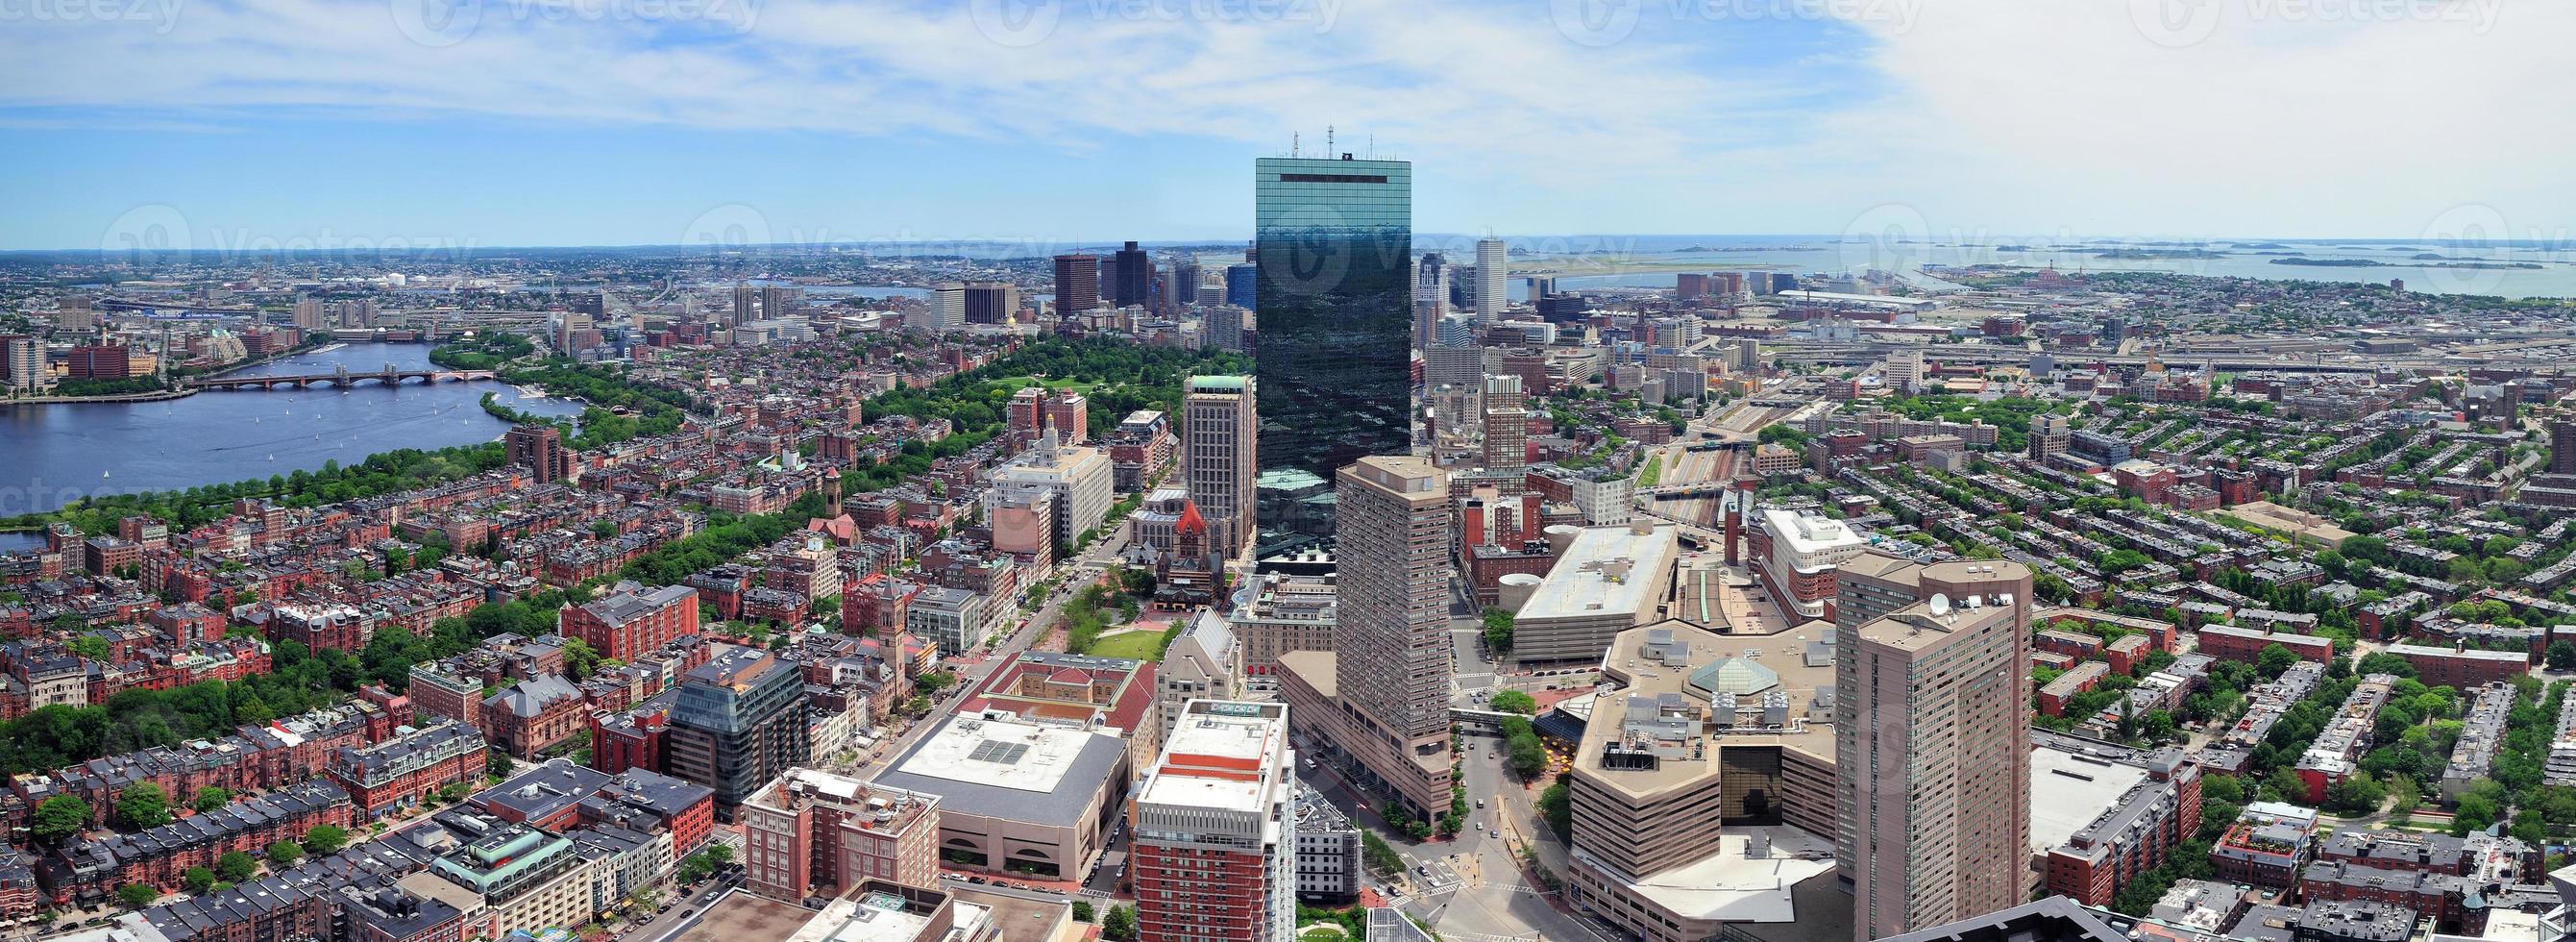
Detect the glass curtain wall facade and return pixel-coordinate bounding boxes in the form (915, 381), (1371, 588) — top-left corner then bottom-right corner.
(1252, 156), (1411, 547)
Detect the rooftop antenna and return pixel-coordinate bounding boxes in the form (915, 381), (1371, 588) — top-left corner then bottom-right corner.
(1291, 132), (1299, 157)
(1326, 125), (1335, 156)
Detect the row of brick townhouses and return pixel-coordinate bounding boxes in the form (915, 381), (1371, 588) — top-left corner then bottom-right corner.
(38, 780), (354, 901)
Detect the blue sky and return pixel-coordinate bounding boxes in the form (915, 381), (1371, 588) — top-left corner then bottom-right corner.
(1, 0), (2565, 250)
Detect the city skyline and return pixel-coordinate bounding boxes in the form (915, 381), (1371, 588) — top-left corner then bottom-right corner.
(5, 4), (2575, 941)
(5, 3), (2571, 250)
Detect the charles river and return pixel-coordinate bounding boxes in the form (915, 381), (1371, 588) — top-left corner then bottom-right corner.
(0, 342), (581, 532)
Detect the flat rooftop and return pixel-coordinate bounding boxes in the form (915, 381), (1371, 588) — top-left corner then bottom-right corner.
(1580, 622), (1835, 798)
(675, 892), (813, 942)
(1141, 706), (1287, 815)
(1849, 562), (2026, 655)
(2030, 740), (2153, 855)
(1519, 523), (1680, 624)
(1757, 508), (1865, 559)
(1585, 826), (1836, 924)
(872, 713), (1125, 827)
(787, 888), (984, 942)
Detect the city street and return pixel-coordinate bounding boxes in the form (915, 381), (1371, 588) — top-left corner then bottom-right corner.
(624, 871), (744, 942)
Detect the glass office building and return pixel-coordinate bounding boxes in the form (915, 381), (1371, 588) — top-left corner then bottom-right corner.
(1253, 156), (1411, 545)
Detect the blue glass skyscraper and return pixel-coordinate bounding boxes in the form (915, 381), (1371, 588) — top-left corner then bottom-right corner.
(1253, 156), (1411, 542)
(1225, 262), (1258, 309)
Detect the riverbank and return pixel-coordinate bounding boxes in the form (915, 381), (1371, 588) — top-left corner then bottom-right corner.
(0, 387), (198, 407)
(2, 338), (351, 408)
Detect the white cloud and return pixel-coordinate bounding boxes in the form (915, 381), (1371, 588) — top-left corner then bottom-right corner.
(1816, 0), (2574, 238)
(0, 0), (2563, 237)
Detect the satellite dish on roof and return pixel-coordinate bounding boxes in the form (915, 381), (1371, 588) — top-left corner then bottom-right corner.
(1928, 593), (1951, 617)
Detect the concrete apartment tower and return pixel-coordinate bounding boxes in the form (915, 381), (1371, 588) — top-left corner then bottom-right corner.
(1833, 558), (2034, 941)
(1184, 374), (1258, 558)
(1481, 373), (1527, 476)
(1334, 456), (1455, 816)
(1474, 237), (1507, 326)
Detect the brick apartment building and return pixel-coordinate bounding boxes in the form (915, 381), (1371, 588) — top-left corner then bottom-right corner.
(325, 721), (491, 819)
(559, 583), (701, 661)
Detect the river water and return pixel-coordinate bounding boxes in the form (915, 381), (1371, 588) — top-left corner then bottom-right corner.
(0, 342), (580, 515)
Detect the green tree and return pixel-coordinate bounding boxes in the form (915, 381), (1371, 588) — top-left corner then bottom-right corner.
(1489, 689), (1538, 715)
(916, 671), (957, 695)
(1508, 735), (1548, 779)
(192, 787), (233, 813)
(1102, 904), (1139, 941)
(2356, 652), (2418, 680)
(67, 634), (110, 661)
(1071, 901), (1095, 923)
(2256, 644), (2298, 680)
(303, 824), (349, 855)
(116, 884), (159, 909)
(31, 795), (90, 846)
(215, 850), (258, 882)
(266, 840), (305, 867)
(2323, 776), (2386, 816)
(1360, 830), (1404, 874)
(115, 782), (173, 831)
(1538, 780), (1573, 842)
(560, 638), (601, 680)
(1481, 607), (1515, 654)
(2550, 641), (2576, 672)
(182, 866), (216, 895)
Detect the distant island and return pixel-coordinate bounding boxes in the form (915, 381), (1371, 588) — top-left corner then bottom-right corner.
(2233, 241), (2294, 249)
(2249, 251), (2307, 256)
(2270, 258), (2542, 270)
(2095, 248), (2226, 260)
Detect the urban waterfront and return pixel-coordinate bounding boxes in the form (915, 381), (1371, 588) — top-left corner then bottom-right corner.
(0, 342), (579, 514)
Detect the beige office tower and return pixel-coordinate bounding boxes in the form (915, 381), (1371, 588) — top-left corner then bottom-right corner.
(1481, 373), (1527, 475)
(1336, 456), (1456, 815)
(2029, 412), (2071, 461)
(1184, 375), (1258, 558)
(928, 283), (965, 334)
(1834, 558), (2033, 942)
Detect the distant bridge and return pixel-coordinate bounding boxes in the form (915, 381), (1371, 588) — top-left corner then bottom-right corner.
(186, 365), (497, 390)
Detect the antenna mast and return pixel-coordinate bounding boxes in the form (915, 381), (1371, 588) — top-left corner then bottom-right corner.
(1327, 125), (1335, 155)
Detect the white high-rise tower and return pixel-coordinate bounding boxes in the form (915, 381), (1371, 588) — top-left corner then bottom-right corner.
(1474, 237), (1507, 326)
